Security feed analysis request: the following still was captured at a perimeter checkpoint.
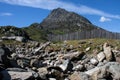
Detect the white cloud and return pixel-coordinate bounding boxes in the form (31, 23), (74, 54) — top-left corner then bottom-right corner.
(0, 0), (120, 19)
(99, 16), (111, 22)
(0, 12), (13, 16)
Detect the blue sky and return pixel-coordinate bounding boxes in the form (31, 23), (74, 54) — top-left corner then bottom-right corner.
(0, 0), (120, 32)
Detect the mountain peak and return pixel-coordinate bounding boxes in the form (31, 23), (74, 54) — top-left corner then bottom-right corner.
(46, 8), (91, 23)
(41, 8), (92, 29)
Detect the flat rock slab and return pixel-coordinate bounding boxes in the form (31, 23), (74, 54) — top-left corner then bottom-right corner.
(8, 71), (33, 80)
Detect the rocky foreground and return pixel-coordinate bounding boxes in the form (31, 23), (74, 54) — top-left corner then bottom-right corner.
(0, 40), (120, 80)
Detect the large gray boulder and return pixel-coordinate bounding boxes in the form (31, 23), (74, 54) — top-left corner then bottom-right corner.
(107, 62), (120, 79)
(85, 62), (120, 80)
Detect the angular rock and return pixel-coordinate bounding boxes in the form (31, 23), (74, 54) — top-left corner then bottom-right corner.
(33, 42), (50, 54)
(8, 71), (34, 80)
(97, 52), (105, 62)
(85, 67), (100, 76)
(108, 62), (120, 79)
(103, 43), (113, 61)
(85, 62), (120, 80)
(85, 64), (95, 70)
(37, 67), (48, 79)
(17, 58), (30, 68)
(63, 51), (85, 61)
(7, 68), (27, 72)
(72, 64), (84, 71)
(69, 72), (91, 80)
(90, 58), (98, 65)
(47, 66), (64, 80)
(85, 47), (91, 52)
(59, 59), (73, 72)
(15, 36), (24, 42)
(30, 59), (43, 68)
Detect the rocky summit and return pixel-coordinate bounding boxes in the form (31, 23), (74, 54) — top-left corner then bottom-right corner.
(0, 39), (120, 80)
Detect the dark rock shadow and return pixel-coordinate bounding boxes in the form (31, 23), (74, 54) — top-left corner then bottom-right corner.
(0, 69), (11, 80)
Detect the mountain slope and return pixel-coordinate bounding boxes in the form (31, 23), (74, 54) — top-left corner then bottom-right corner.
(40, 8), (96, 34)
(22, 23), (48, 42)
(39, 8), (120, 41)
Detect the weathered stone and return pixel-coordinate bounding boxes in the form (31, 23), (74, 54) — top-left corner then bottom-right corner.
(85, 47), (91, 52)
(17, 58), (30, 68)
(90, 58), (98, 65)
(85, 67), (100, 76)
(63, 51), (85, 61)
(73, 64), (84, 71)
(37, 67), (48, 79)
(97, 62), (104, 67)
(103, 43), (113, 61)
(69, 72), (91, 80)
(97, 52), (105, 62)
(7, 68), (27, 72)
(30, 59), (43, 68)
(33, 42), (50, 54)
(59, 59), (73, 72)
(91, 66), (109, 80)
(15, 36), (24, 42)
(85, 64), (95, 70)
(86, 62), (120, 80)
(47, 66), (64, 80)
(8, 71), (34, 80)
(108, 62), (120, 79)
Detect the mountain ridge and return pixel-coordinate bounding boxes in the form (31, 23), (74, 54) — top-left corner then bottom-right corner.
(0, 8), (120, 41)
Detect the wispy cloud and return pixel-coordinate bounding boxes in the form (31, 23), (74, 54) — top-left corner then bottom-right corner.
(0, 0), (120, 19)
(99, 16), (111, 22)
(0, 12), (13, 16)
